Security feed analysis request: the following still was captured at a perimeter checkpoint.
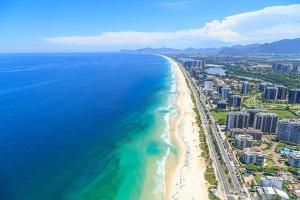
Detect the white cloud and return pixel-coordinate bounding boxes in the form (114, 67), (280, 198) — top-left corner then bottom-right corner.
(44, 4), (300, 48)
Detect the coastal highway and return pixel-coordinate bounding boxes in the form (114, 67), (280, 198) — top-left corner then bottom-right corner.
(178, 63), (251, 200)
(196, 85), (251, 200)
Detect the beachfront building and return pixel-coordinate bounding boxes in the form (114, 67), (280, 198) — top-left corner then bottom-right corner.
(204, 80), (214, 91)
(183, 60), (205, 69)
(288, 151), (300, 167)
(265, 86), (278, 100)
(259, 83), (268, 93)
(253, 112), (278, 134)
(221, 86), (231, 99)
(229, 128), (244, 137)
(246, 128), (263, 140)
(272, 63), (293, 72)
(229, 95), (241, 107)
(217, 85), (223, 95)
(234, 134), (253, 149)
(288, 89), (300, 104)
(276, 85), (288, 100)
(217, 100), (227, 110)
(226, 111), (249, 129)
(245, 109), (265, 127)
(276, 119), (300, 144)
(260, 187), (290, 200)
(241, 81), (250, 95)
(241, 148), (264, 166)
(261, 176), (284, 189)
(210, 91), (219, 101)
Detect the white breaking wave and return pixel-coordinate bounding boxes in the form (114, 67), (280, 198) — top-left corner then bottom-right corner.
(153, 55), (178, 198)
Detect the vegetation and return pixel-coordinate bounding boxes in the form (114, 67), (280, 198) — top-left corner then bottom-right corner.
(226, 65), (300, 88)
(243, 163), (300, 174)
(254, 173), (264, 185)
(243, 93), (300, 119)
(243, 94), (264, 109)
(212, 109), (228, 125)
(269, 109), (298, 119)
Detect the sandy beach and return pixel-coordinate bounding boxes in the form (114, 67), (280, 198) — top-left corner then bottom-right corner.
(164, 56), (209, 200)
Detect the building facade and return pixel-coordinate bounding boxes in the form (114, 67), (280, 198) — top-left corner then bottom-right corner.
(229, 128), (244, 137)
(265, 87), (278, 100)
(226, 111), (250, 129)
(242, 81), (250, 95)
(246, 109), (265, 127)
(217, 100), (227, 110)
(276, 119), (300, 144)
(276, 85), (288, 100)
(259, 83), (268, 93)
(288, 89), (300, 104)
(221, 86), (231, 99)
(241, 148), (264, 166)
(288, 151), (300, 167)
(229, 95), (241, 107)
(253, 112), (278, 134)
(235, 134), (253, 149)
(246, 128), (263, 140)
(261, 176), (284, 189)
(204, 80), (214, 90)
(210, 91), (219, 100)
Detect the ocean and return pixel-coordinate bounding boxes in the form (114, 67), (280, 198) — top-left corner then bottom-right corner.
(0, 53), (176, 200)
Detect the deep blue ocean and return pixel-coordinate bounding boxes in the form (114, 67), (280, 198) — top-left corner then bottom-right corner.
(0, 53), (173, 200)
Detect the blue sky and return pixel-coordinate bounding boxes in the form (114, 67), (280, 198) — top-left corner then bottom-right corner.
(1, 0), (300, 52)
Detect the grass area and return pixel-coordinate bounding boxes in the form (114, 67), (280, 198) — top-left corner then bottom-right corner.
(243, 94), (264, 109)
(205, 169), (218, 186)
(269, 109), (298, 119)
(212, 110), (228, 125)
(243, 163), (300, 174)
(243, 93), (299, 119)
(254, 173), (264, 185)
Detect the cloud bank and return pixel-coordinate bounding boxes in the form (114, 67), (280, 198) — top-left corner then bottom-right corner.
(44, 4), (300, 48)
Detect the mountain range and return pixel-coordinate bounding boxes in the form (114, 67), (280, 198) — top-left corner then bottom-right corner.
(121, 38), (300, 55)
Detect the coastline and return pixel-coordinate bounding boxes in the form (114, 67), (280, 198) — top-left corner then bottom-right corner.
(163, 56), (209, 200)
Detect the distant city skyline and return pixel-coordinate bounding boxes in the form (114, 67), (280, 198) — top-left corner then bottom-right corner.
(1, 0), (300, 52)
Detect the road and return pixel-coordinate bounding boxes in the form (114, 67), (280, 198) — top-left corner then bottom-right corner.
(178, 63), (251, 200)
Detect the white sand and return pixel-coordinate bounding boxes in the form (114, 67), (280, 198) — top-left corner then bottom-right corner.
(164, 57), (209, 200)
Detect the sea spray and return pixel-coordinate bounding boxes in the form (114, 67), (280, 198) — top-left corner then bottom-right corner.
(152, 57), (178, 199)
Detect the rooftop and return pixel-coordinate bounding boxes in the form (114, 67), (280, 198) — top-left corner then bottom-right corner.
(235, 134), (253, 140)
(290, 88), (300, 91)
(289, 151), (300, 159)
(263, 176), (284, 181)
(243, 148), (263, 156)
(274, 188), (289, 199)
(279, 119), (300, 125)
(263, 187), (276, 195)
(255, 112), (278, 117)
(228, 111), (249, 116)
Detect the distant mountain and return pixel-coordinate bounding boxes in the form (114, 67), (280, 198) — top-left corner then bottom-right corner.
(219, 38), (300, 55)
(121, 38), (300, 55)
(120, 47), (220, 54)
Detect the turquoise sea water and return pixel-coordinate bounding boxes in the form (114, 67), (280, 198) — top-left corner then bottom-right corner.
(0, 53), (175, 200)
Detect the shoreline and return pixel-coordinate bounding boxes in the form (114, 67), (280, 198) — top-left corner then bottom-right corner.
(163, 56), (209, 200)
